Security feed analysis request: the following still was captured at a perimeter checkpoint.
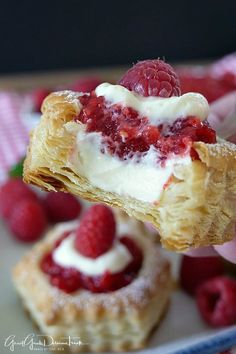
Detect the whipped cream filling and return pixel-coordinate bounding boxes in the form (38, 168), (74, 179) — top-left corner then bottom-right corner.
(53, 233), (132, 276)
(65, 83), (208, 204)
(95, 83), (209, 125)
(66, 123), (192, 203)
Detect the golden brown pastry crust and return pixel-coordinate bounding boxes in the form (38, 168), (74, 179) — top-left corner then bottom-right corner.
(13, 214), (171, 352)
(24, 91), (236, 251)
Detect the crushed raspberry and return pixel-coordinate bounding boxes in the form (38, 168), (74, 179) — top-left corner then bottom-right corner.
(40, 252), (63, 276)
(210, 53), (236, 88)
(120, 235), (143, 273)
(9, 199), (47, 242)
(44, 192), (82, 222)
(40, 231), (73, 275)
(41, 232), (74, 277)
(72, 77), (102, 93)
(74, 204), (116, 258)
(41, 232), (83, 293)
(41, 231), (143, 293)
(50, 268), (82, 293)
(0, 178), (37, 220)
(32, 88), (51, 113)
(81, 271), (133, 293)
(119, 59), (181, 97)
(196, 276), (236, 327)
(76, 93), (216, 163)
(180, 255), (225, 295)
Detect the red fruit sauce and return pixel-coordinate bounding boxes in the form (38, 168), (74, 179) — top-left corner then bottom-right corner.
(40, 231), (143, 293)
(75, 93), (216, 163)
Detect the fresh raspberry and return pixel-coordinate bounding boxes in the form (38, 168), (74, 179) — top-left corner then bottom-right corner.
(210, 53), (236, 88)
(177, 67), (233, 103)
(9, 199), (47, 242)
(120, 236), (143, 273)
(180, 255), (224, 295)
(119, 59), (181, 97)
(41, 228), (143, 293)
(44, 192), (82, 222)
(32, 88), (51, 113)
(74, 204), (116, 258)
(0, 178), (37, 220)
(72, 77), (102, 93)
(196, 276), (236, 327)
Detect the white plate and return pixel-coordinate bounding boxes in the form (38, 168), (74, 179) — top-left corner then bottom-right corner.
(1, 220), (236, 354)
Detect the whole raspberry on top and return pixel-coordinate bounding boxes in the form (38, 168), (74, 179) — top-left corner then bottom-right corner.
(75, 204), (116, 258)
(119, 59), (181, 98)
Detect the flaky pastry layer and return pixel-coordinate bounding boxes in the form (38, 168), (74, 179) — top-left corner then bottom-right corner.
(13, 213), (171, 352)
(24, 91), (236, 251)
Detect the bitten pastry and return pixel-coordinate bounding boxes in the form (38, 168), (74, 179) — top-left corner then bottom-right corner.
(23, 59), (236, 251)
(13, 205), (171, 352)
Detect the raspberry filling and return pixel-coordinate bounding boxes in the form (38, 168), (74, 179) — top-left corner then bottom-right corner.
(75, 93), (216, 163)
(40, 231), (143, 294)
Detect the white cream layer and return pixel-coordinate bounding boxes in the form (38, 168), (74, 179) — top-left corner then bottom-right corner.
(53, 233), (132, 276)
(65, 84), (207, 204)
(66, 123), (192, 203)
(95, 83), (209, 125)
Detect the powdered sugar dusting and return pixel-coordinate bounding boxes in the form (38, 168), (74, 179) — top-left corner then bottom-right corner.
(208, 139), (236, 158)
(22, 217), (170, 315)
(48, 241), (169, 314)
(71, 244), (165, 311)
(53, 90), (82, 108)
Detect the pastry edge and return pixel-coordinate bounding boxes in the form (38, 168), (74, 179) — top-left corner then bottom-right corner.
(12, 217), (172, 352)
(23, 91), (236, 251)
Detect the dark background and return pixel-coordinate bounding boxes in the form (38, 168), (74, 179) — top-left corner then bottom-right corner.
(0, 0), (235, 74)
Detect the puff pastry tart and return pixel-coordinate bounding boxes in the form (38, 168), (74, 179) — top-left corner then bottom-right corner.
(13, 205), (171, 352)
(23, 59), (236, 251)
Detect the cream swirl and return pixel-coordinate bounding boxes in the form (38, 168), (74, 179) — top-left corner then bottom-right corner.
(52, 233), (132, 276)
(95, 83), (209, 124)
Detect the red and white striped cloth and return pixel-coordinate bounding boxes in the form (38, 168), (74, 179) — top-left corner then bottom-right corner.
(0, 92), (29, 182)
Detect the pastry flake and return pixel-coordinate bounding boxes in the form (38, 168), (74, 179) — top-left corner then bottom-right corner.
(23, 88), (236, 251)
(13, 213), (171, 352)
